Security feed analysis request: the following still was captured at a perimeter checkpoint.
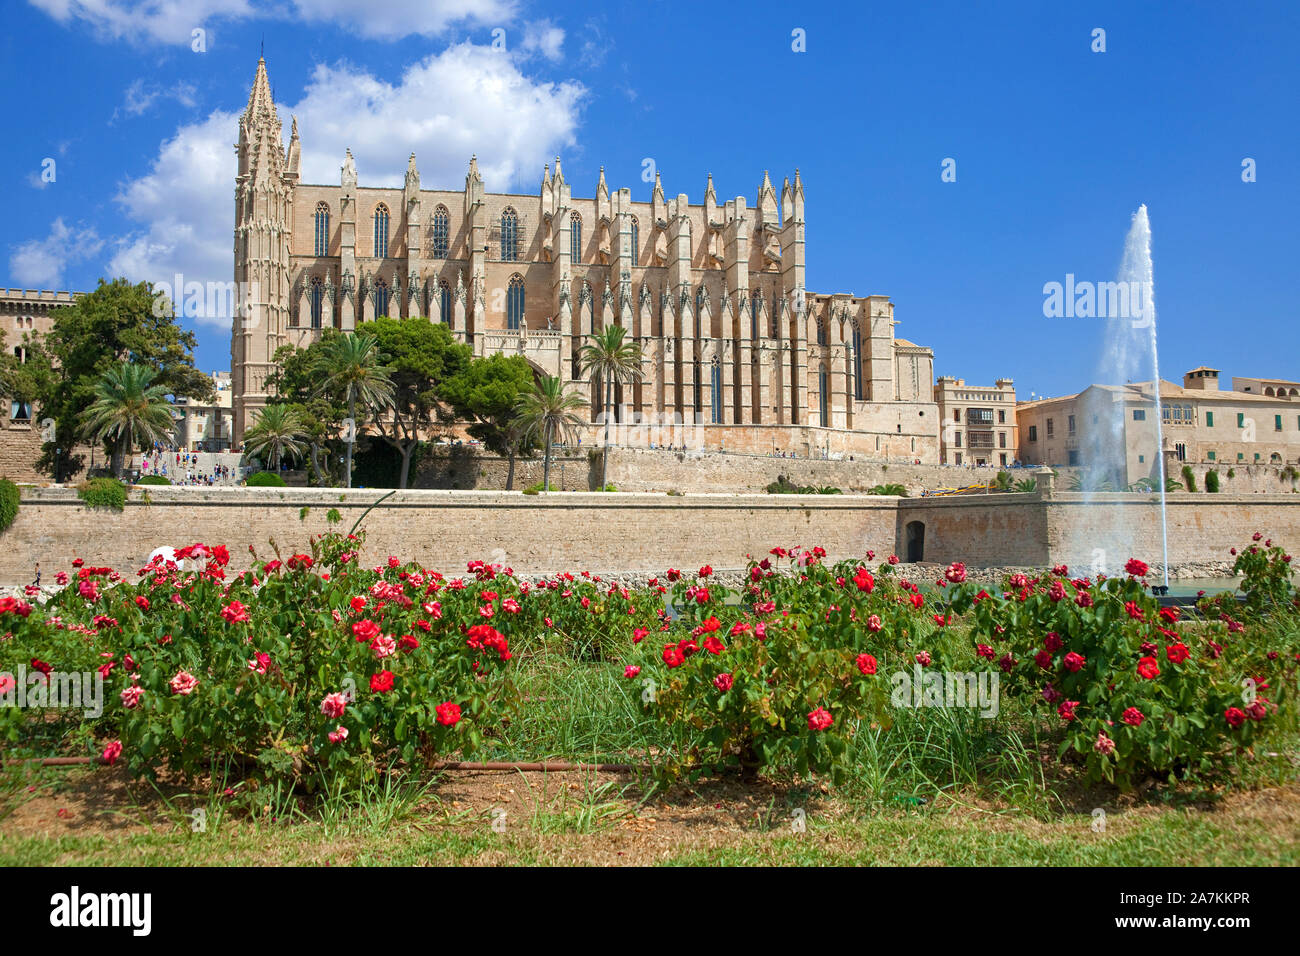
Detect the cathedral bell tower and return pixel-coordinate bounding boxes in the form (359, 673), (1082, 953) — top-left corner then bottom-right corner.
(232, 57), (294, 446)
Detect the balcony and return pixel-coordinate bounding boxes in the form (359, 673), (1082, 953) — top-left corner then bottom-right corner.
(476, 327), (565, 378)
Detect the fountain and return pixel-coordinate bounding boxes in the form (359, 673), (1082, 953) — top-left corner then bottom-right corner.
(1079, 205), (1171, 587)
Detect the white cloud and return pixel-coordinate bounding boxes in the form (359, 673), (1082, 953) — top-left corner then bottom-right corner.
(108, 108), (241, 318)
(28, 0), (515, 44)
(520, 19), (564, 61)
(112, 77), (198, 121)
(28, 0), (255, 44)
(290, 0), (517, 40)
(10, 218), (105, 288)
(107, 44), (585, 330)
(292, 44), (585, 189)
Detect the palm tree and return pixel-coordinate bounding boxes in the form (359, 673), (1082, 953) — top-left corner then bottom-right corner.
(313, 332), (395, 487)
(579, 325), (642, 490)
(243, 404), (308, 471)
(515, 375), (588, 493)
(80, 362), (176, 478)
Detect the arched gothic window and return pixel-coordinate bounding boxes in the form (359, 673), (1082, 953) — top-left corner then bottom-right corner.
(816, 315), (828, 346)
(852, 322), (864, 400)
(570, 213), (582, 262)
(439, 280), (452, 324)
(374, 204), (390, 258)
(630, 217), (639, 262)
(314, 203), (330, 257)
(711, 358), (723, 424)
(309, 276), (324, 329)
(696, 287), (705, 339)
(501, 207), (519, 262)
(506, 274), (525, 330)
(432, 206), (450, 259)
(751, 293), (762, 340)
(373, 278), (389, 319)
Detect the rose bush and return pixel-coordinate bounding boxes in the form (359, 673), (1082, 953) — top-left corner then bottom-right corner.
(0, 532), (520, 790)
(625, 549), (944, 782)
(944, 542), (1296, 787)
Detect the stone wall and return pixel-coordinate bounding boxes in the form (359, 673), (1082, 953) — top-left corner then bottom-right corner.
(4, 486), (1298, 585)
(409, 444), (1069, 495)
(896, 490), (1300, 571)
(410, 447), (591, 491)
(0, 486), (899, 583)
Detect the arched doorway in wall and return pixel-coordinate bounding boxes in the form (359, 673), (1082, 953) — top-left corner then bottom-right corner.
(905, 521), (925, 563)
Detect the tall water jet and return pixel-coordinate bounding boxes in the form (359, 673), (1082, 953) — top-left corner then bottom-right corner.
(1076, 206), (1170, 585)
(1125, 206), (1171, 588)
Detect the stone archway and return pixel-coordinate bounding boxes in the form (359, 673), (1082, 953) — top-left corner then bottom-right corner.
(905, 520), (925, 563)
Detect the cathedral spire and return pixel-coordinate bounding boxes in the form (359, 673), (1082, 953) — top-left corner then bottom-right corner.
(244, 57), (278, 126)
(553, 155), (564, 185)
(542, 162), (552, 189)
(652, 169), (664, 201)
(596, 165), (608, 199)
(705, 172), (716, 203)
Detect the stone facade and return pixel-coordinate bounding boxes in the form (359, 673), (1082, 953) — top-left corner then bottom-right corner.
(1017, 366), (1300, 486)
(231, 58), (940, 459)
(933, 376), (1017, 467)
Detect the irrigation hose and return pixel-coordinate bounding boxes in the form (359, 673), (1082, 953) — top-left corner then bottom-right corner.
(5, 756), (643, 772)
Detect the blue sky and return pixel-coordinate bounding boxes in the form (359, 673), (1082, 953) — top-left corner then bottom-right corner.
(5, 0), (1297, 400)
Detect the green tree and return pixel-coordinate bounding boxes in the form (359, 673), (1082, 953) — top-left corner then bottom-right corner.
(243, 403), (308, 471)
(579, 325), (642, 490)
(514, 375), (588, 493)
(440, 353), (537, 489)
(312, 332), (395, 488)
(80, 362), (177, 477)
(368, 316), (472, 488)
(20, 278), (212, 478)
(265, 337), (346, 486)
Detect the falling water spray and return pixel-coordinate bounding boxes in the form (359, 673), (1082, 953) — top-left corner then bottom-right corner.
(1122, 205), (1171, 588)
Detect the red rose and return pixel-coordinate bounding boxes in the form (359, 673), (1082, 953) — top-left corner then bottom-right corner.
(807, 707), (833, 731)
(853, 567), (874, 593)
(624, 665), (641, 679)
(1043, 632), (1064, 652)
(352, 619), (381, 642)
(1224, 707), (1246, 729)
(436, 702), (462, 726)
(713, 673), (733, 692)
(1057, 700), (1079, 721)
(1063, 651), (1086, 672)
(220, 600), (249, 624)
(662, 644), (684, 668)
(1122, 706), (1144, 726)
(1035, 650), (1053, 670)
(1137, 656), (1160, 680)
(1124, 558), (1149, 577)
(1165, 642), (1191, 664)
(370, 670), (394, 693)
(856, 653), (877, 676)
(398, 634), (420, 653)
(703, 635), (725, 655)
